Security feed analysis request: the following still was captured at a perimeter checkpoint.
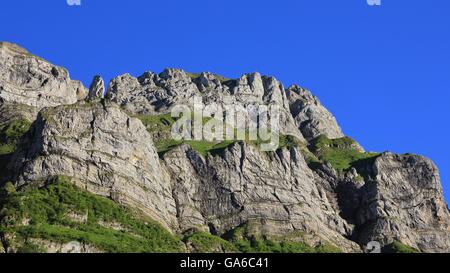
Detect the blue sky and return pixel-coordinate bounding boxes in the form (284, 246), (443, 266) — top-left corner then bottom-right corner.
(1, 0), (449, 201)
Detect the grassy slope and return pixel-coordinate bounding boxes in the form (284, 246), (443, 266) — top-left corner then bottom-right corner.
(383, 241), (421, 253)
(309, 135), (380, 171)
(183, 229), (343, 253)
(0, 176), (184, 253)
(184, 232), (238, 253)
(223, 223), (342, 254)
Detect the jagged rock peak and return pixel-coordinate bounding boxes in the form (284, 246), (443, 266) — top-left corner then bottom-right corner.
(104, 68), (304, 140)
(286, 84), (344, 141)
(0, 42), (88, 108)
(105, 68), (298, 107)
(88, 75), (105, 101)
(159, 68), (192, 81)
(104, 68), (346, 142)
(193, 72), (222, 92)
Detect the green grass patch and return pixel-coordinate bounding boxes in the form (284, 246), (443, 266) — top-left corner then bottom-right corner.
(0, 143), (16, 155)
(0, 119), (32, 155)
(184, 232), (238, 253)
(0, 176), (184, 253)
(155, 134), (301, 157)
(224, 224), (341, 253)
(135, 113), (178, 133)
(229, 236), (340, 253)
(154, 139), (236, 157)
(309, 135), (380, 171)
(383, 241), (420, 253)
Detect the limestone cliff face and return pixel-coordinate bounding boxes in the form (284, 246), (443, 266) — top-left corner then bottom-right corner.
(162, 143), (360, 252)
(353, 153), (450, 252)
(312, 153), (450, 252)
(0, 42), (87, 108)
(286, 85), (344, 141)
(6, 102), (178, 231)
(1, 43), (449, 253)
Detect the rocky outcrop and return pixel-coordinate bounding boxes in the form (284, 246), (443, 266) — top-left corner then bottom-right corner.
(286, 85), (344, 141)
(0, 42), (87, 108)
(352, 153), (450, 252)
(88, 75), (105, 101)
(106, 72), (159, 114)
(310, 152), (450, 253)
(6, 102), (178, 230)
(27, 240), (101, 254)
(106, 69), (304, 141)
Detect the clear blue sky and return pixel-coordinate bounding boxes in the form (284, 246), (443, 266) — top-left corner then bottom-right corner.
(1, 0), (449, 201)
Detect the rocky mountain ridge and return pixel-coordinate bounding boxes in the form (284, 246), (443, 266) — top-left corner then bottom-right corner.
(0, 42), (449, 253)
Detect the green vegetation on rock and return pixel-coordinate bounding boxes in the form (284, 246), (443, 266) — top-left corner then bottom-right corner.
(309, 135), (380, 171)
(244, 132), (301, 151)
(223, 223), (342, 253)
(229, 236), (342, 254)
(184, 231), (238, 253)
(278, 135), (301, 149)
(135, 113), (177, 134)
(182, 224), (341, 254)
(0, 119), (32, 155)
(136, 113), (236, 156)
(136, 113), (302, 157)
(0, 176), (184, 253)
(383, 241), (421, 253)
